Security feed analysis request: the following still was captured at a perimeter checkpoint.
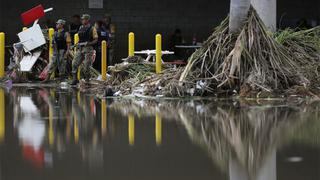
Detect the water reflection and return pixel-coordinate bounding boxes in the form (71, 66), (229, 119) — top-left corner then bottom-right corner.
(0, 88), (4, 143)
(108, 99), (320, 180)
(3, 88), (320, 179)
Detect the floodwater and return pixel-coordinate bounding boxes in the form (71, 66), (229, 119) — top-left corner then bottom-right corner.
(0, 87), (320, 180)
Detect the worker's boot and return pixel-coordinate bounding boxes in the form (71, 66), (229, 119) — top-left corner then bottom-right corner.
(70, 73), (79, 86)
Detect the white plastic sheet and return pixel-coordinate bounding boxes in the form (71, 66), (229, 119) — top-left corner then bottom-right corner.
(20, 51), (41, 72)
(17, 24), (46, 52)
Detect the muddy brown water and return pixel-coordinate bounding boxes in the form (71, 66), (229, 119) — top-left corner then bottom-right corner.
(0, 87), (320, 180)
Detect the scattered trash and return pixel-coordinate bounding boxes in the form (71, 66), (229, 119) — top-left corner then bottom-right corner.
(2, 7), (320, 99)
(60, 82), (69, 89)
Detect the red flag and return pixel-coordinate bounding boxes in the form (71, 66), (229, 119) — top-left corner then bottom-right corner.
(21, 5), (45, 26)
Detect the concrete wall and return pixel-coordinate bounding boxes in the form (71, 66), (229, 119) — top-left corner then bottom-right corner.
(277, 0), (320, 27)
(1, 0), (229, 61)
(0, 0), (319, 60)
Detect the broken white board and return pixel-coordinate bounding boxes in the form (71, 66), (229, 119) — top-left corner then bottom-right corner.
(20, 51), (41, 72)
(17, 24), (46, 52)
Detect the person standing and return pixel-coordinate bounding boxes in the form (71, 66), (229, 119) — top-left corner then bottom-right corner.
(71, 14), (98, 85)
(44, 19), (71, 81)
(69, 15), (81, 44)
(169, 29), (184, 59)
(93, 20), (109, 73)
(102, 13), (116, 65)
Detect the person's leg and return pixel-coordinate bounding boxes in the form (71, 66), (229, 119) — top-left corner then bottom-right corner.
(82, 47), (94, 82)
(44, 52), (58, 81)
(71, 50), (83, 84)
(108, 48), (114, 66)
(93, 49), (102, 73)
(58, 50), (67, 79)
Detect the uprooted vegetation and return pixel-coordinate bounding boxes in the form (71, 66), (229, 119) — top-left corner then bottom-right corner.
(86, 8), (320, 98)
(180, 9), (320, 97)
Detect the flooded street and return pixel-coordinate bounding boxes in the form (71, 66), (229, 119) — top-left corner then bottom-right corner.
(0, 87), (320, 180)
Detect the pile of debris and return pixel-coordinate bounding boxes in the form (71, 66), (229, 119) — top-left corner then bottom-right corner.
(86, 56), (186, 97)
(179, 8), (320, 97)
(7, 27), (50, 82)
(90, 8), (320, 98)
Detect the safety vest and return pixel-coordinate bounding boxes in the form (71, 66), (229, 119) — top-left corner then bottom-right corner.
(97, 27), (109, 46)
(54, 30), (67, 50)
(78, 25), (93, 43)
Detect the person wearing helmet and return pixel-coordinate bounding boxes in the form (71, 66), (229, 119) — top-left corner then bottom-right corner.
(44, 19), (71, 82)
(71, 14), (98, 85)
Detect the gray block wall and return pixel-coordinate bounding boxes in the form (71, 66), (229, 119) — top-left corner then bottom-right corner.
(0, 0), (319, 61)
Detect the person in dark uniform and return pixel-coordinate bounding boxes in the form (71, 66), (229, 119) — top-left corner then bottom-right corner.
(44, 19), (71, 81)
(169, 29), (184, 59)
(69, 15), (81, 44)
(93, 20), (109, 73)
(102, 13), (116, 65)
(71, 14), (98, 85)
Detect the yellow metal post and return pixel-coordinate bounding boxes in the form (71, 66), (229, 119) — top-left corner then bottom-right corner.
(74, 34), (79, 51)
(101, 41), (107, 81)
(48, 28), (55, 62)
(74, 117), (79, 144)
(0, 33), (5, 78)
(77, 90), (81, 104)
(128, 32), (135, 57)
(48, 28), (55, 79)
(74, 34), (81, 80)
(156, 34), (162, 74)
(48, 89), (55, 147)
(0, 89), (5, 144)
(155, 112), (162, 146)
(101, 99), (107, 136)
(128, 113), (135, 146)
(48, 106), (54, 147)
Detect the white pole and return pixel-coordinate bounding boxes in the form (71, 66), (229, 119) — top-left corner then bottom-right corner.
(251, 0), (277, 32)
(44, 8), (54, 13)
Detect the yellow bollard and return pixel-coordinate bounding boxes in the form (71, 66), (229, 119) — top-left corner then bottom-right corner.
(74, 34), (81, 80)
(101, 99), (107, 136)
(48, 106), (54, 147)
(0, 33), (5, 78)
(77, 90), (81, 104)
(0, 89), (5, 144)
(128, 32), (135, 57)
(101, 40), (107, 81)
(155, 112), (162, 146)
(48, 89), (55, 146)
(74, 117), (79, 144)
(74, 34), (79, 51)
(48, 28), (55, 62)
(156, 34), (162, 74)
(48, 28), (55, 79)
(128, 113), (135, 146)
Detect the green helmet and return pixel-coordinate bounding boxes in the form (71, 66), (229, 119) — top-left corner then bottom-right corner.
(81, 14), (91, 20)
(56, 19), (66, 25)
